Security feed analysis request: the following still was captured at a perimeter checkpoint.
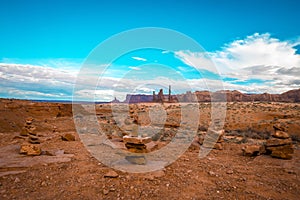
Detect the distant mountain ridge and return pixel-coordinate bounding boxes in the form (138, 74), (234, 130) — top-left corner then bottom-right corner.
(124, 88), (300, 103)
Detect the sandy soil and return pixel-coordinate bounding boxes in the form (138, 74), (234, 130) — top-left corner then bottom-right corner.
(0, 99), (299, 200)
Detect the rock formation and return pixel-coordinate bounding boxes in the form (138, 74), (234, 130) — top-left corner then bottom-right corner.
(265, 126), (294, 159)
(120, 88), (300, 103)
(19, 118), (42, 156)
(123, 135), (152, 165)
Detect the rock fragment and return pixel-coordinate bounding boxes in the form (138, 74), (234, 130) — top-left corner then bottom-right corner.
(104, 170), (119, 178)
(61, 133), (75, 141)
(20, 143), (41, 156)
(242, 144), (265, 156)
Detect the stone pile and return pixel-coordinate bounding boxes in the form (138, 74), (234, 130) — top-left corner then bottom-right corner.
(265, 126), (294, 159)
(123, 135), (152, 165)
(19, 118), (42, 156)
(242, 126), (294, 159)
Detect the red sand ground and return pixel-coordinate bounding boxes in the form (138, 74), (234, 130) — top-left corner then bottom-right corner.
(0, 99), (299, 199)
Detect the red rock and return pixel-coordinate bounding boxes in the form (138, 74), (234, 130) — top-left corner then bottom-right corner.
(267, 144), (294, 159)
(213, 143), (223, 150)
(25, 118), (33, 125)
(271, 131), (290, 139)
(265, 138), (292, 147)
(61, 133), (75, 141)
(242, 144), (265, 156)
(146, 141), (158, 151)
(125, 143), (147, 153)
(104, 170), (119, 178)
(20, 143), (41, 156)
(20, 128), (28, 136)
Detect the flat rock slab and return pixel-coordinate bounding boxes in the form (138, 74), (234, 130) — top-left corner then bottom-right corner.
(125, 155), (147, 165)
(104, 169), (119, 178)
(265, 138), (292, 147)
(0, 170), (27, 177)
(0, 144), (74, 177)
(123, 136), (152, 144)
(272, 131), (290, 139)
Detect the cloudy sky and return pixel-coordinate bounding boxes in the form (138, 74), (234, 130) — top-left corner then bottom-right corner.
(0, 0), (299, 101)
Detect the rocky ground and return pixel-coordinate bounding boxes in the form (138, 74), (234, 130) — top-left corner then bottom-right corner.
(0, 99), (299, 199)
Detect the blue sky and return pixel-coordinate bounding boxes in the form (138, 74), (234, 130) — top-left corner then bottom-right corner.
(0, 0), (300, 100)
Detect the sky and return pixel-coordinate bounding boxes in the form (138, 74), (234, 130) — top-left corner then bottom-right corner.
(0, 0), (300, 101)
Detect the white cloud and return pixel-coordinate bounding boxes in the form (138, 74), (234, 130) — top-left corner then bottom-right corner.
(128, 66), (141, 70)
(132, 56), (147, 61)
(1, 33), (300, 100)
(0, 62), (78, 99)
(175, 51), (218, 73)
(175, 33), (300, 93)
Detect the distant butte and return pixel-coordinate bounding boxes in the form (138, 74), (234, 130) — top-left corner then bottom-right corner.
(112, 88), (300, 103)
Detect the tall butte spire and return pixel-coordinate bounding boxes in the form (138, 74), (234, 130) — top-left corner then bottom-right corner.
(168, 85), (171, 102)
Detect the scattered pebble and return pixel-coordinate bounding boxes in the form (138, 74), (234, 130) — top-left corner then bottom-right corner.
(209, 171), (215, 176)
(103, 189), (109, 195)
(104, 170), (119, 178)
(41, 181), (47, 187)
(14, 178), (20, 183)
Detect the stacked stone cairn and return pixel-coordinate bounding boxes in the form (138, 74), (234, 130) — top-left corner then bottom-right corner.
(19, 118), (42, 156)
(242, 125), (294, 159)
(123, 135), (152, 165)
(265, 126), (294, 159)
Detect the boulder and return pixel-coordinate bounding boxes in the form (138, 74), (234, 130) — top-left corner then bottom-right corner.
(242, 144), (265, 156)
(267, 144), (294, 159)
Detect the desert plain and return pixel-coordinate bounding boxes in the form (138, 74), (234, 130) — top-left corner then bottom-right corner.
(0, 98), (299, 199)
